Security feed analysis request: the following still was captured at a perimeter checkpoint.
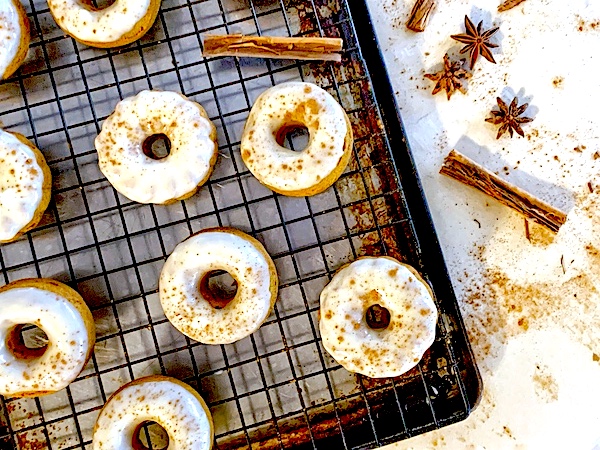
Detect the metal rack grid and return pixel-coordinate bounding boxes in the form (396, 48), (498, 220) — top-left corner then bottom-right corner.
(0, 0), (480, 448)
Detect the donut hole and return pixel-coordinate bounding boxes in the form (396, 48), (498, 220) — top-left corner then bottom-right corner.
(275, 123), (310, 151)
(199, 270), (238, 309)
(80, 0), (117, 10)
(6, 324), (49, 360)
(142, 134), (172, 160)
(132, 421), (169, 450)
(365, 304), (391, 330)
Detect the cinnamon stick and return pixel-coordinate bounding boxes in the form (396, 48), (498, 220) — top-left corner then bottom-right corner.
(440, 150), (567, 233)
(406, 0), (437, 32)
(202, 34), (343, 61)
(498, 0), (526, 12)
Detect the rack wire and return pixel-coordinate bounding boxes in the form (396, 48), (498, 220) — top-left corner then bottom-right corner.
(0, 0), (481, 448)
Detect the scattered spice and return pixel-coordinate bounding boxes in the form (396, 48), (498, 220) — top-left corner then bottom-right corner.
(532, 364), (559, 402)
(576, 16), (600, 32)
(451, 16), (499, 70)
(424, 54), (471, 100)
(517, 316), (529, 331)
(552, 76), (564, 88)
(485, 96), (534, 139)
(524, 218), (531, 241)
(498, 0), (527, 12)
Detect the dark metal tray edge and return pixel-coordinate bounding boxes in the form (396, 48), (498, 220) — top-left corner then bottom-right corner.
(347, 0), (483, 416)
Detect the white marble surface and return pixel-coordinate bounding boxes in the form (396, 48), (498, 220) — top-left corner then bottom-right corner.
(365, 0), (600, 448)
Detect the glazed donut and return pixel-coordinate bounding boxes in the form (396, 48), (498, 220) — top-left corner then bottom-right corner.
(319, 256), (438, 378)
(47, 0), (161, 48)
(95, 90), (217, 205)
(93, 375), (213, 450)
(241, 82), (353, 197)
(0, 0), (30, 79)
(0, 278), (95, 397)
(159, 227), (278, 345)
(0, 129), (52, 244)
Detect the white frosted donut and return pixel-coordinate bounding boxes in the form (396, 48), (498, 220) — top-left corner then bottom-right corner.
(319, 256), (438, 378)
(92, 375), (213, 450)
(95, 90), (217, 205)
(0, 130), (52, 244)
(0, 279), (95, 397)
(47, 0), (160, 48)
(159, 227), (278, 345)
(0, 0), (30, 79)
(241, 82), (353, 197)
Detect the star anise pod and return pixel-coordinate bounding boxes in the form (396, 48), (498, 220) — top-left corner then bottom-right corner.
(451, 15), (499, 70)
(485, 96), (533, 139)
(424, 54), (472, 100)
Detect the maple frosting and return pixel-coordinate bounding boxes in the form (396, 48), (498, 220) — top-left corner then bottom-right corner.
(0, 281), (94, 397)
(93, 376), (213, 450)
(159, 228), (278, 345)
(0, 130), (48, 243)
(48, 0), (153, 44)
(240, 81), (352, 196)
(319, 256), (438, 378)
(96, 90), (217, 204)
(0, 0), (24, 78)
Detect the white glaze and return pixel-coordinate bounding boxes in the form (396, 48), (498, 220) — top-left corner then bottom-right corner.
(0, 130), (46, 242)
(241, 82), (350, 193)
(92, 377), (213, 450)
(96, 90), (217, 204)
(0, 287), (92, 396)
(159, 230), (276, 344)
(0, 0), (23, 78)
(47, 0), (152, 44)
(319, 257), (438, 378)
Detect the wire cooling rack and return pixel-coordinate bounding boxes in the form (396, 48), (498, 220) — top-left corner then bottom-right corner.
(0, 0), (481, 448)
